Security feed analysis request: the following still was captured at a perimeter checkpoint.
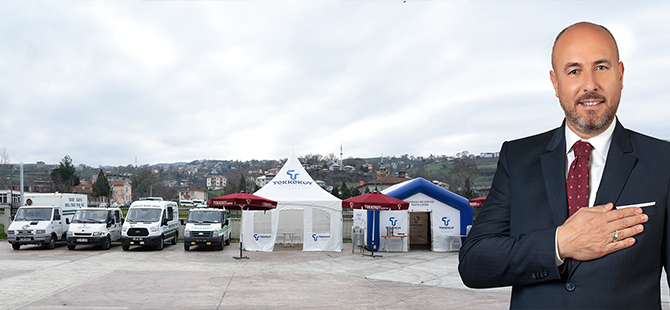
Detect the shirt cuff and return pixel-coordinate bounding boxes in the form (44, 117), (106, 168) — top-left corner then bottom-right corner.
(555, 227), (565, 266)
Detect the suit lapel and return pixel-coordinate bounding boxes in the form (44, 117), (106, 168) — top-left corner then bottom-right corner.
(572, 120), (636, 275)
(594, 120), (637, 206)
(540, 123), (569, 227)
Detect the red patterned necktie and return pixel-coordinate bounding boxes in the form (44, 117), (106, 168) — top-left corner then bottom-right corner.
(567, 141), (592, 216)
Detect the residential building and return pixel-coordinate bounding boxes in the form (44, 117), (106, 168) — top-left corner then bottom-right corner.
(329, 163), (342, 171)
(356, 172), (412, 193)
(110, 180), (132, 206)
(255, 174), (275, 187)
(207, 175), (227, 190)
(179, 188), (206, 202)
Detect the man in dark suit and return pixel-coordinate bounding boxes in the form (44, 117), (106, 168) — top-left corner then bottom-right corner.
(459, 22), (670, 309)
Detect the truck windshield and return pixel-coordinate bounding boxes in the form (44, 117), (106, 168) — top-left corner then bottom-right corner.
(14, 208), (52, 221)
(72, 210), (109, 223)
(187, 211), (222, 224)
(126, 208), (162, 223)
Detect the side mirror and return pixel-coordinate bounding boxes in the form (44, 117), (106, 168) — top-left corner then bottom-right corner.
(66, 218), (70, 225)
(120, 218), (125, 225)
(162, 218), (168, 226)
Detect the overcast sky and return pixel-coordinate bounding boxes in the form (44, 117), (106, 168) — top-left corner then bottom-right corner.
(2, 1), (669, 167)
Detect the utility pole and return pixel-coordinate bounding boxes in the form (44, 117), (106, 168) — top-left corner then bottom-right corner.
(19, 162), (23, 208)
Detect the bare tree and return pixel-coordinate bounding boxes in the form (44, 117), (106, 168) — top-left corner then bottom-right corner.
(0, 148), (11, 189)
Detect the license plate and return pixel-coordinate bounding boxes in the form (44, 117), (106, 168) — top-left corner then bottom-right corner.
(76, 238), (88, 243)
(133, 238), (143, 241)
(20, 237), (31, 241)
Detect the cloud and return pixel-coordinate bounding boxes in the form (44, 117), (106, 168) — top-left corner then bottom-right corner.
(1, 1), (669, 167)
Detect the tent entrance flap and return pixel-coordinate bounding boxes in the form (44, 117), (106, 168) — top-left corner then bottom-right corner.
(277, 209), (304, 244)
(410, 211), (431, 246)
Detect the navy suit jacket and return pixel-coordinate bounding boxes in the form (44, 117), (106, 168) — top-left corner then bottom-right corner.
(459, 120), (670, 309)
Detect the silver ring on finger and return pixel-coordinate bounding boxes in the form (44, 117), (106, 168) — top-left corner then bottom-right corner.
(612, 231), (618, 242)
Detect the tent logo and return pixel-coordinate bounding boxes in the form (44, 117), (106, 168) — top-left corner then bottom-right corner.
(311, 234), (330, 241)
(272, 169), (313, 186)
(389, 217), (398, 226)
(442, 217), (450, 226)
(253, 234), (260, 241)
(287, 170), (299, 180)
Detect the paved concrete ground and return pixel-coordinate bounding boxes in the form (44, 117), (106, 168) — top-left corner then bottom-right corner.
(0, 241), (668, 310)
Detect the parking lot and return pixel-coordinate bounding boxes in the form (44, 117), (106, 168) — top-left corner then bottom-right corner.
(0, 241), (513, 310)
(3, 241), (670, 310)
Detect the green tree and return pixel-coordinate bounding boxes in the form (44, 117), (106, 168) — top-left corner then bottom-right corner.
(446, 158), (480, 198)
(350, 187), (361, 198)
(223, 178), (237, 195)
(237, 174), (247, 193)
(50, 155), (80, 192)
(340, 181), (350, 199)
(131, 169), (159, 200)
(331, 186), (340, 199)
(92, 169), (111, 197)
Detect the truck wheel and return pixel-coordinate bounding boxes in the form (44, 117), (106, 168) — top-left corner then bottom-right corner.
(184, 243), (190, 251)
(102, 236), (111, 250)
(67, 244), (76, 250)
(122, 244), (130, 251)
(12, 243), (20, 250)
(171, 235), (177, 245)
(157, 236), (164, 250)
(47, 236), (56, 249)
(218, 241), (224, 251)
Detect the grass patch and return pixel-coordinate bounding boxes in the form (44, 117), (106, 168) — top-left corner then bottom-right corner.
(0, 224), (6, 239)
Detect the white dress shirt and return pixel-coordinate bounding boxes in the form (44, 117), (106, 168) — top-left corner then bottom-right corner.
(555, 118), (616, 265)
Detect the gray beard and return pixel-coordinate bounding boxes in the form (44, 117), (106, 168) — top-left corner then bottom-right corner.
(564, 107), (616, 136)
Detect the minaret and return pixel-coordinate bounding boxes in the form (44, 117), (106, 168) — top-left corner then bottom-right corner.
(340, 144), (343, 165)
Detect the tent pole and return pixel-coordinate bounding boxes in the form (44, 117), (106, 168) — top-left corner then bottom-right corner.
(234, 205), (249, 259)
(371, 210), (382, 258)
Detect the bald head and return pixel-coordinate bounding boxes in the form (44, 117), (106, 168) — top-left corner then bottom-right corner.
(551, 22), (620, 71)
(549, 21), (624, 138)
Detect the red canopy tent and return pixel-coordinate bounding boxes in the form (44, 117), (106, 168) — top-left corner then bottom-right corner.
(469, 196), (487, 208)
(342, 191), (409, 210)
(208, 192), (277, 259)
(342, 192), (409, 257)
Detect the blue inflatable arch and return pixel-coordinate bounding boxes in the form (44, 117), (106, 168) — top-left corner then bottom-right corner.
(383, 177), (473, 237)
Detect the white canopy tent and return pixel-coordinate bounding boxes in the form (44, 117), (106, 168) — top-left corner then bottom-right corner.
(248, 154), (343, 252)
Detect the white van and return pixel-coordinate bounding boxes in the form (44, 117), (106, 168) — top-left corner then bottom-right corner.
(66, 206), (124, 250)
(183, 207), (231, 251)
(121, 200), (179, 250)
(7, 193), (86, 250)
